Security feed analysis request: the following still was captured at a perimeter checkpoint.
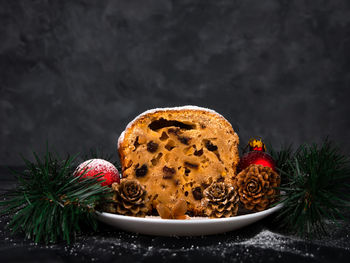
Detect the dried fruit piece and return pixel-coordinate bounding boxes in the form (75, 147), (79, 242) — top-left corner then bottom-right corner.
(165, 140), (176, 151)
(135, 164), (148, 177)
(147, 141), (159, 153)
(163, 166), (176, 179)
(204, 140), (218, 151)
(151, 153), (163, 166)
(194, 148), (203, 156)
(184, 161), (199, 169)
(192, 186), (203, 200)
(179, 136), (191, 145)
(159, 132), (169, 141)
(133, 137), (140, 151)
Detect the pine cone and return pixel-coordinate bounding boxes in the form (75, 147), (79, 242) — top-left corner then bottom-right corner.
(202, 182), (239, 218)
(235, 164), (280, 211)
(105, 179), (148, 217)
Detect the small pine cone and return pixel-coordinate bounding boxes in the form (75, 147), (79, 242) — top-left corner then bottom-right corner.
(108, 179), (148, 217)
(235, 164), (280, 212)
(202, 182), (239, 218)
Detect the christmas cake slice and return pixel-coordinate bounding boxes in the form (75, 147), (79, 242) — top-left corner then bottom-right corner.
(118, 106), (240, 216)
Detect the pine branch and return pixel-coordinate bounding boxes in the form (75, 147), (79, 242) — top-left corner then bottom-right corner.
(275, 139), (350, 237)
(0, 148), (112, 244)
(267, 143), (294, 185)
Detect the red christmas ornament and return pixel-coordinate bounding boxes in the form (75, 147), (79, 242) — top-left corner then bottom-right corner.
(74, 159), (120, 186)
(238, 138), (276, 172)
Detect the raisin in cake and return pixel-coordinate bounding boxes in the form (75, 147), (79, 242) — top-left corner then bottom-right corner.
(118, 106), (239, 216)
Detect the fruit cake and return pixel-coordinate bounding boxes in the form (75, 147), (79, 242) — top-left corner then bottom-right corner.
(118, 106), (240, 216)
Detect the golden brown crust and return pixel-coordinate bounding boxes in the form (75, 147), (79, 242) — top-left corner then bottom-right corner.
(118, 107), (239, 216)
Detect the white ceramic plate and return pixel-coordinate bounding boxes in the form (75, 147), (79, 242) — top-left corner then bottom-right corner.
(96, 203), (283, 236)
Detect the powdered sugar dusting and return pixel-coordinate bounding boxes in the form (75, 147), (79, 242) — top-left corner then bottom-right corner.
(75, 159), (118, 174)
(117, 105), (229, 148)
(117, 131), (125, 149)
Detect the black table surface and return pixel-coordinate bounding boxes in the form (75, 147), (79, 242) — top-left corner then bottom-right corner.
(1, 167), (349, 263)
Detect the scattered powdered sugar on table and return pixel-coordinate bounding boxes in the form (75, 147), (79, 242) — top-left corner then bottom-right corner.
(62, 229), (316, 262)
(1, 211), (350, 262)
(238, 230), (312, 257)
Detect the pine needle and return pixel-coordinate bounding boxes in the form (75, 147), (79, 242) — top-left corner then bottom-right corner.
(273, 139), (350, 237)
(0, 148), (112, 244)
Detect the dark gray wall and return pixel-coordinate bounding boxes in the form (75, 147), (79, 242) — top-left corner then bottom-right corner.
(1, 0), (350, 165)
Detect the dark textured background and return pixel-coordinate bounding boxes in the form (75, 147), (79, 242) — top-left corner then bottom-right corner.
(1, 0), (350, 165)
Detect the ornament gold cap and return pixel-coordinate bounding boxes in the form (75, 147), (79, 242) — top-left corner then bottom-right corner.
(248, 137), (266, 152)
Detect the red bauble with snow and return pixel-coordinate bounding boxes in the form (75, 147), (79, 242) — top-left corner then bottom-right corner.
(74, 159), (120, 186)
(238, 138), (276, 172)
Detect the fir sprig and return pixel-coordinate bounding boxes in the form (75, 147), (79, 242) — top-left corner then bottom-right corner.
(267, 143), (294, 185)
(275, 139), (350, 237)
(0, 148), (112, 244)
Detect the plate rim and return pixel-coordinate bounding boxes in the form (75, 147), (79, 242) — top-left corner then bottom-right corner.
(96, 202), (283, 224)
